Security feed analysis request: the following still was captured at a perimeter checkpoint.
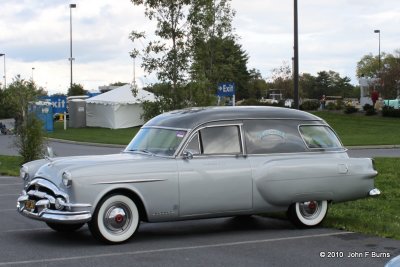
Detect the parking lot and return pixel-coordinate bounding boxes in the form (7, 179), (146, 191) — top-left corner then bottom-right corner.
(1, 175), (399, 266)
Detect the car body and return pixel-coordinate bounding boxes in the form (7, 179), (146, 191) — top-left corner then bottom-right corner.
(17, 106), (380, 244)
(384, 98), (400, 109)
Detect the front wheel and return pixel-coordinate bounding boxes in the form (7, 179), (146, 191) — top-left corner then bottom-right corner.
(88, 194), (140, 244)
(287, 200), (328, 227)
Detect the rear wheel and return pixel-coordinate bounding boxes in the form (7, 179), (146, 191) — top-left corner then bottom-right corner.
(88, 194), (140, 244)
(287, 200), (328, 227)
(46, 222), (84, 232)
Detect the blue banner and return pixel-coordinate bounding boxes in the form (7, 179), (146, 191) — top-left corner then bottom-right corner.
(39, 96), (67, 114)
(217, 82), (235, 97)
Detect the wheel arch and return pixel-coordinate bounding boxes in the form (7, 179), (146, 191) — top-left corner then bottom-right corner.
(93, 188), (149, 222)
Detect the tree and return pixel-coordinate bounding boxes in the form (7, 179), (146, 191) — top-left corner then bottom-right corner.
(191, 36), (250, 99)
(269, 62), (293, 98)
(356, 50), (400, 98)
(246, 68), (267, 99)
(67, 83), (87, 96)
(188, 0), (249, 99)
(4, 76), (45, 162)
(130, 0), (192, 107)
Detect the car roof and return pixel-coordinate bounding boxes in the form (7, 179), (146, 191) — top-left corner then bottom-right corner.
(144, 106), (323, 130)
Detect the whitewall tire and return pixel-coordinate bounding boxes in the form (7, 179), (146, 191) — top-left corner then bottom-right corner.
(89, 194), (140, 244)
(287, 200), (328, 227)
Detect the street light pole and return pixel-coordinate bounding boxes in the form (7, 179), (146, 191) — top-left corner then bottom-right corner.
(0, 53), (6, 89)
(69, 4), (76, 91)
(293, 0), (299, 109)
(32, 67), (35, 82)
(374, 29), (381, 72)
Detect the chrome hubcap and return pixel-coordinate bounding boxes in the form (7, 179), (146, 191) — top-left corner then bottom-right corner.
(299, 201), (321, 220)
(103, 202), (132, 234)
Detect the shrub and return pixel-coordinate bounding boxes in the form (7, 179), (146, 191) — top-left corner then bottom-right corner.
(14, 114), (45, 163)
(363, 104), (374, 112)
(365, 108), (377, 116)
(326, 102), (336, 110)
(336, 99), (344, 110)
(344, 106), (358, 114)
(300, 100), (319, 111)
(363, 104), (376, 116)
(382, 106), (400, 117)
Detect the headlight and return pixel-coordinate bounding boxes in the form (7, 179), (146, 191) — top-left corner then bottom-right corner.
(20, 166), (29, 181)
(62, 171), (72, 188)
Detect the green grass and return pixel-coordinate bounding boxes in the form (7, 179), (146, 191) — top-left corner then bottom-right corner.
(46, 121), (139, 145)
(0, 155), (22, 176)
(323, 158), (400, 239)
(314, 111), (400, 146)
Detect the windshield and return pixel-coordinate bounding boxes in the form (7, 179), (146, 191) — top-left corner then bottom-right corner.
(125, 128), (187, 156)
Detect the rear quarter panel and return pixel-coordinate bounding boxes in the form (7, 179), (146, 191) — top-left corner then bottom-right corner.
(250, 152), (377, 208)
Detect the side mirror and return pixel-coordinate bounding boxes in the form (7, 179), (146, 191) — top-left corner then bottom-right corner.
(182, 150), (194, 160)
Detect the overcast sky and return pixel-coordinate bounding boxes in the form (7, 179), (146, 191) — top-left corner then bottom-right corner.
(1, 0), (399, 94)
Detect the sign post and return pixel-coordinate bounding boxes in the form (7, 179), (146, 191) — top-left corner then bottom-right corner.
(217, 82), (235, 106)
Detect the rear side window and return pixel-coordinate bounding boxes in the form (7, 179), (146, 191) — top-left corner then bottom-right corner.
(244, 120), (307, 154)
(299, 125), (342, 149)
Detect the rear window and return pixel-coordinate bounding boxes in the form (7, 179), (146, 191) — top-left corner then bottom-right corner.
(299, 125), (342, 149)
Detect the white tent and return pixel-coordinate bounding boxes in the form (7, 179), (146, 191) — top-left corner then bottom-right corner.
(85, 84), (156, 129)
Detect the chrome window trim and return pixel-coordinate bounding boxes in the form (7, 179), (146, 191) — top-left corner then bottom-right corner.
(298, 124), (345, 151)
(178, 123), (245, 158)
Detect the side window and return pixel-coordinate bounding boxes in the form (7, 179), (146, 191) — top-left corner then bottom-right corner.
(299, 125), (342, 149)
(201, 126), (241, 154)
(185, 132), (201, 155)
(244, 120), (306, 154)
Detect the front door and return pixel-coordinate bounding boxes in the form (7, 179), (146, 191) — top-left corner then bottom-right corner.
(177, 124), (253, 217)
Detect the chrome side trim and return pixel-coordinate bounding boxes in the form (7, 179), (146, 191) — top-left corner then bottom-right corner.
(94, 178), (167, 185)
(369, 188), (381, 197)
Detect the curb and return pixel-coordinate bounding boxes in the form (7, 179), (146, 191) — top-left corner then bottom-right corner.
(346, 145), (400, 150)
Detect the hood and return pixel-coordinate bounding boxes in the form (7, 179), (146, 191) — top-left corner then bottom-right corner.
(33, 153), (152, 187)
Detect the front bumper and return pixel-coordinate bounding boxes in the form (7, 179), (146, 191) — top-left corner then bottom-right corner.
(16, 178), (92, 224)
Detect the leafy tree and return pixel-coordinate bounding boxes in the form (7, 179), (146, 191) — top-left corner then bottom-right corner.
(130, 0), (191, 107)
(299, 73), (316, 99)
(190, 36), (250, 99)
(246, 68), (267, 99)
(188, 0), (249, 99)
(269, 62), (293, 98)
(67, 83), (87, 96)
(356, 53), (382, 78)
(3, 76), (45, 162)
(356, 50), (400, 98)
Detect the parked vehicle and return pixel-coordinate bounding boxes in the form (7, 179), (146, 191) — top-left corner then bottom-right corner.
(17, 106), (380, 244)
(384, 97), (400, 109)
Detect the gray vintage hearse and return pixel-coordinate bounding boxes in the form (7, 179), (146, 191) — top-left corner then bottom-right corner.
(17, 106), (380, 244)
